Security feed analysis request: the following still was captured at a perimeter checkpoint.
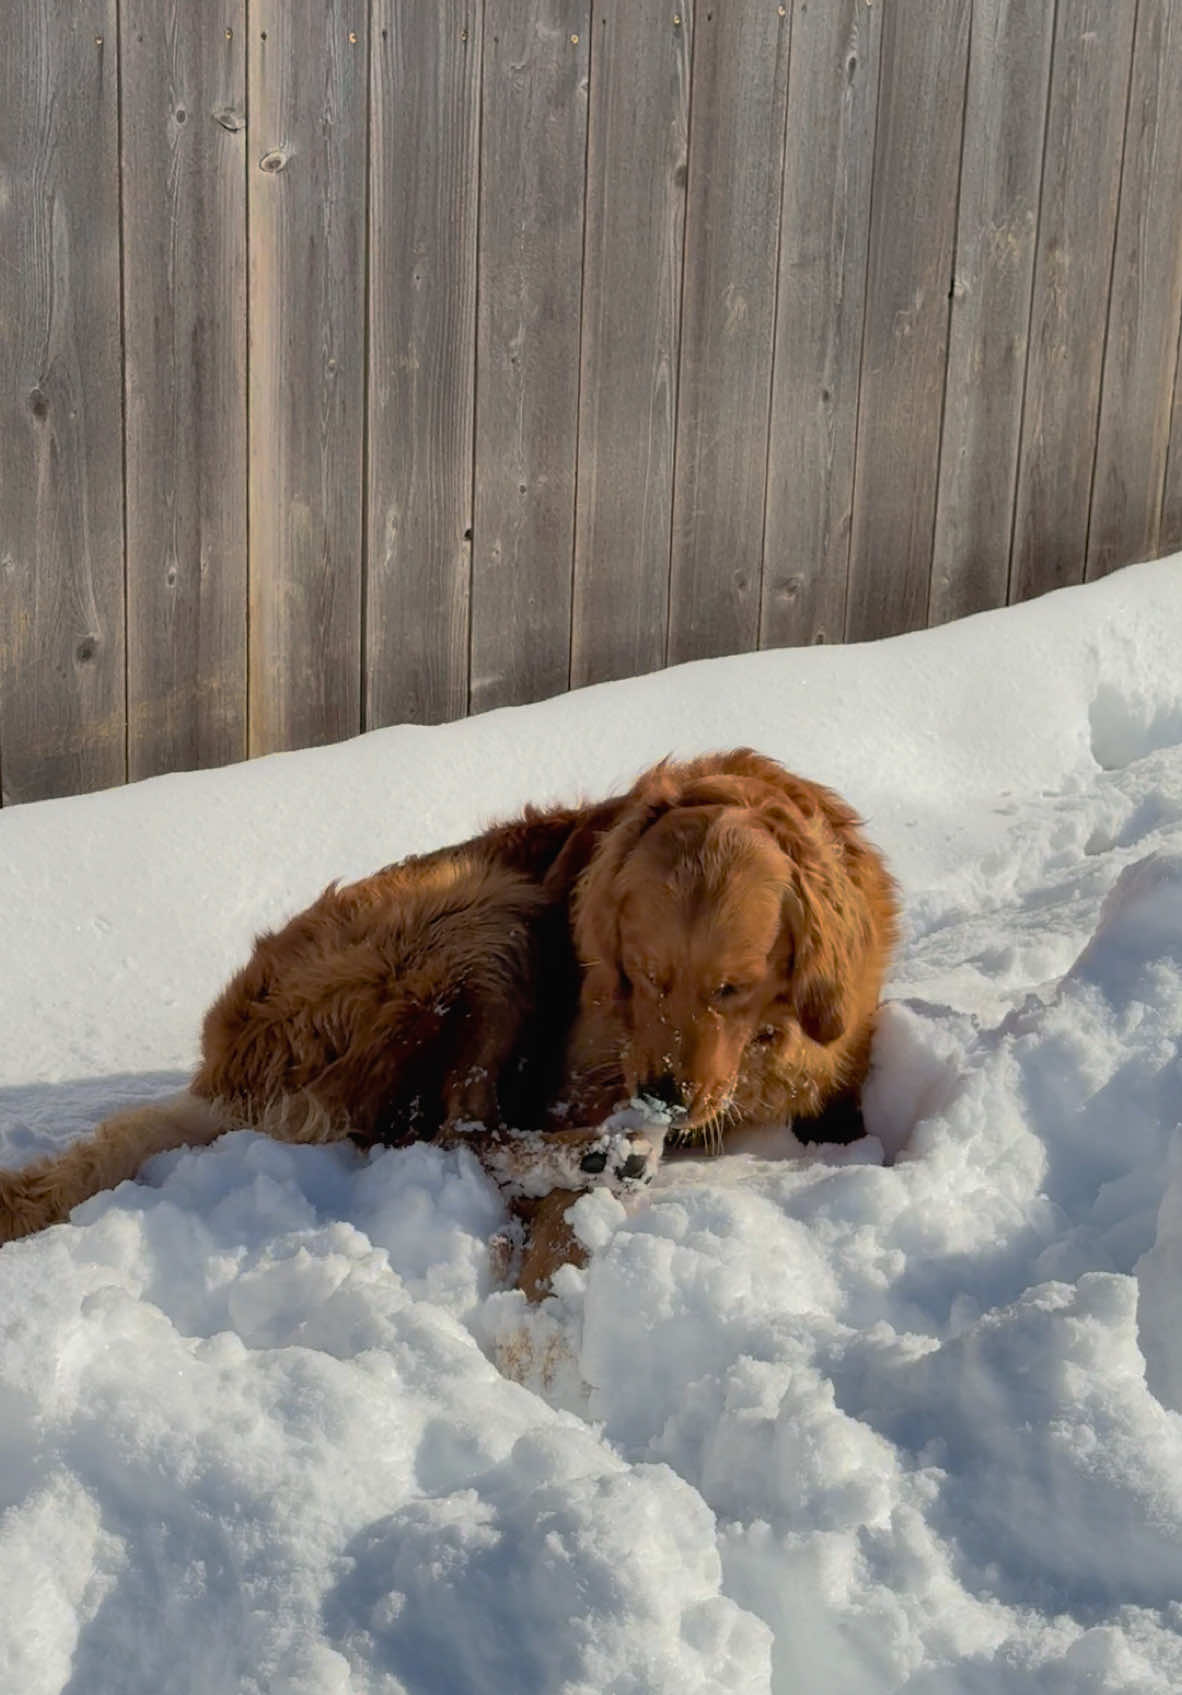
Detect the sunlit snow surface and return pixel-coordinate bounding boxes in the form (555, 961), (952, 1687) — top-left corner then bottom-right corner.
(2, 557), (1181, 1694)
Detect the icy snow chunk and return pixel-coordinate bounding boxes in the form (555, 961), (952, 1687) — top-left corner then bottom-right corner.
(0, 1473), (124, 1695)
(322, 1430), (772, 1695)
(652, 1350), (898, 1536)
(1063, 851), (1182, 1000)
(566, 1186), (627, 1253)
(1089, 679), (1182, 771)
(866, 1274), (1182, 1611)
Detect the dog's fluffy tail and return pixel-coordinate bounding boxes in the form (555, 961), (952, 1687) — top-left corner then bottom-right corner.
(0, 1090), (232, 1244)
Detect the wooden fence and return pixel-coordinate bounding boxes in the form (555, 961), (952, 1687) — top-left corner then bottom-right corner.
(3, 0), (1182, 806)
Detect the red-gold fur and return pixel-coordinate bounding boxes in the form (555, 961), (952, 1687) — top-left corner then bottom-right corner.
(0, 751), (898, 1295)
(567, 749), (899, 1136)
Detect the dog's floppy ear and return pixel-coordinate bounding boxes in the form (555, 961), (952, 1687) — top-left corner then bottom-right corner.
(541, 797), (630, 903)
(570, 759), (684, 967)
(757, 796), (863, 1048)
(780, 880), (849, 1046)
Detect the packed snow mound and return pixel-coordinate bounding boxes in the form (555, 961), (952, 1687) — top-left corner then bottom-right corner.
(0, 1139), (770, 1695)
(2, 556), (1182, 1692)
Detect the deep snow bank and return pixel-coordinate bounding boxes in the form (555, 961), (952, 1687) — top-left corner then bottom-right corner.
(1, 556), (1181, 1693)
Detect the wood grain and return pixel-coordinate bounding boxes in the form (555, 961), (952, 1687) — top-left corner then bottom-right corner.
(470, 0), (590, 715)
(1008, 0), (1137, 604)
(761, 0), (882, 650)
(366, 1), (481, 728)
(0, 1), (125, 804)
(248, 0), (368, 754)
(1163, 326), (1182, 554)
(845, 0), (972, 642)
(569, 0), (690, 689)
(122, 3), (248, 780)
(928, 0), (1054, 625)
(666, 1), (791, 666)
(1085, 0), (1182, 581)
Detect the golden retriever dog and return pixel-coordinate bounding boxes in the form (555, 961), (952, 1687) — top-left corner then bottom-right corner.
(0, 750), (897, 1296)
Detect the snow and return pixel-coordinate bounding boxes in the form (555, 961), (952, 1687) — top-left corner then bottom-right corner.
(1, 554), (1181, 1693)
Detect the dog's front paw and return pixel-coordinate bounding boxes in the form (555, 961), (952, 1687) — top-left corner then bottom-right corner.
(578, 1130), (661, 1188)
(575, 1096), (679, 1188)
(474, 1101), (669, 1202)
(481, 1119), (664, 1200)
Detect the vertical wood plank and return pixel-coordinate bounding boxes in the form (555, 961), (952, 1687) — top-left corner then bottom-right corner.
(760, 0), (882, 650)
(1163, 325), (1182, 554)
(666, 1), (791, 667)
(569, 0), (691, 689)
(248, 0), (368, 755)
(0, 2), (125, 805)
(845, 0), (971, 642)
(1085, 0), (1182, 581)
(470, 0), (590, 716)
(122, 4), (248, 781)
(928, 0), (1054, 626)
(1008, 1), (1137, 605)
(366, 1), (481, 729)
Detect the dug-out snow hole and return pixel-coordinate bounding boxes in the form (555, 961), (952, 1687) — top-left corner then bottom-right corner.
(1088, 682), (1182, 772)
(861, 1000), (966, 1163)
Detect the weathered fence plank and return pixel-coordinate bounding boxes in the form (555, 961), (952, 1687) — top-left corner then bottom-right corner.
(366, 1), (481, 729)
(760, 0), (882, 651)
(1008, 1), (1137, 604)
(1163, 340), (1182, 554)
(845, 0), (971, 642)
(122, 4), (248, 781)
(470, 1), (590, 715)
(1085, 0), (1182, 582)
(248, 0), (368, 754)
(0, 2), (125, 805)
(928, 0), (1054, 626)
(666, 1), (791, 666)
(569, 0), (691, 689)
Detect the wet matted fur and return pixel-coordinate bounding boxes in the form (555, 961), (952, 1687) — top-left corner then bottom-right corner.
(0, 750), (898, 1295)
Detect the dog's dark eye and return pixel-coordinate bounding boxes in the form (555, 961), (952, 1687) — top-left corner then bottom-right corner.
(714, 982), (740, 1001)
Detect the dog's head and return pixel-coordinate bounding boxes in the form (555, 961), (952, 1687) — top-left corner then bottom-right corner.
(572, 752), (874, 1131)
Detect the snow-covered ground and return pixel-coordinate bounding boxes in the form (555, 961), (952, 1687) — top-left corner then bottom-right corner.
(2, 557), (1181, 1694)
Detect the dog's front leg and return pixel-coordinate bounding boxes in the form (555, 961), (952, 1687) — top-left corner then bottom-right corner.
(512, 1188), (585, 1300)
(469, 1103), (673, 1300)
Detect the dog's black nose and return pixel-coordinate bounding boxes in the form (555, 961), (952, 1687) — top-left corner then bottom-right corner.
(639, 1072), (684, 1112)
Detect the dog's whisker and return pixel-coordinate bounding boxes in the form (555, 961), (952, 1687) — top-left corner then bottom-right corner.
(696, 1110), (723, 1158)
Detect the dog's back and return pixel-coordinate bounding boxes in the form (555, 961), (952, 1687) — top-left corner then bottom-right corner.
(194, 845), (566, 1144)
(0, 800), (618, 1243)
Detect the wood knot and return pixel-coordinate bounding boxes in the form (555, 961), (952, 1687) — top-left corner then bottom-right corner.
(259, 148), (288, 173)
